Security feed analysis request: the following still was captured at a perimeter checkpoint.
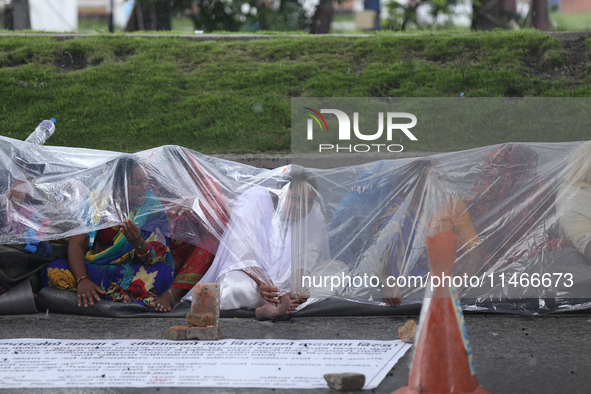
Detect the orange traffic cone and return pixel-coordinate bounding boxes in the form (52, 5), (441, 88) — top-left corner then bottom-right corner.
(393, 232), (490, 394)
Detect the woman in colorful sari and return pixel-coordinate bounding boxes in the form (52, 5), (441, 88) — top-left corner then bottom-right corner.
(452, 143), (552, 278)
(43, 155), (174, 307)
(146, 147), (229, 312)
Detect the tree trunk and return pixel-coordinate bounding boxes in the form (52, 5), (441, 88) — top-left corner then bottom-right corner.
(125, 2), (172, 31)
(311, 0), (333, 34)
(124, 3), (143, 31)
(10, 0), (31, 30)
(107, 0), (114, 32)
(531, 0), (550, 30)
(3, 6), (14, 30)
(152, 2), (172, 30)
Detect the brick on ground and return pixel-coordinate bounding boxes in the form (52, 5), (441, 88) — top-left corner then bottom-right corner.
(191, 283), (220, 322)
(186, 326), (223, 340)
(323, 373), (365, 391)
(398, 319), (417, 343)
(165, 326), (188, 341)
(186, 312), (216, 327)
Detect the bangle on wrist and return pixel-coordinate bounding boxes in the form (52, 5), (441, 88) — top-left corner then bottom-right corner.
(136, 242), (151, 257)
(76, 275), (91, 287)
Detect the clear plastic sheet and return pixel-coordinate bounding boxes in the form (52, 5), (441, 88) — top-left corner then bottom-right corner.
(0, 138), (242, 255)
(2, 134), (591, 314)
(298, 141), (591, 314)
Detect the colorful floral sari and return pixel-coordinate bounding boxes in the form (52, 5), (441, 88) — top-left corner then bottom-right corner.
(44, 190), (174, 306)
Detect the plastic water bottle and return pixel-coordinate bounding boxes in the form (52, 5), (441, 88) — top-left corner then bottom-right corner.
(24, 118), (56, 145)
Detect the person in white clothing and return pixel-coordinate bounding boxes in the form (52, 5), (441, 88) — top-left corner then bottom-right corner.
(186, 165), (335, 319)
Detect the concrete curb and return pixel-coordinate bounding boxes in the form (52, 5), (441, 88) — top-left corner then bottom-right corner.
(0, 32), (589, 42)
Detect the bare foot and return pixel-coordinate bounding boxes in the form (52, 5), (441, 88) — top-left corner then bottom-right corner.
(149, 288), (187, 312)
(255, 294), (301, 319)
(384, 284), (402, 307)
(122, 294), (132, 303)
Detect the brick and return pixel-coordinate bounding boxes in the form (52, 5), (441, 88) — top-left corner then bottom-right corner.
(164, 326), (189, 341)
(323, 373), (365, 391)
(398, 319), (417, 343)
(186, 326), (222, 341)
(190, 283), (220, 323)
(186, 312), (217, 327)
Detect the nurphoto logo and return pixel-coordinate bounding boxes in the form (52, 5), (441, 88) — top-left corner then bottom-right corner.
(303, 107), (418, 153)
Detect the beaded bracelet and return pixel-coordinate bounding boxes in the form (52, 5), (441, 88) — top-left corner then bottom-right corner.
(76, 275), (91, 287)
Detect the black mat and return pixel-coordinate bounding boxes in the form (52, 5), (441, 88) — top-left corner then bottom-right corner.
(35, 287), (423, 318)
(36, 287), (192, 318)
(22, 286), (591, 318)
(0, 279), (38, 315)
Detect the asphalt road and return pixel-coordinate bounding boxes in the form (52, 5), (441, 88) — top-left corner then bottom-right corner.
(1, 312), (590, 394)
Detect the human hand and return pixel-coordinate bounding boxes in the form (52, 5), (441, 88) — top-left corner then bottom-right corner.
(120, 219), (143, 248)
(76, 278), (106, 307)
(258, 283), (280, 305)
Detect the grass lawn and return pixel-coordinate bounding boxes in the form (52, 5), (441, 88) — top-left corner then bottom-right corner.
(552, 12), (591, 31)
(0, 30), (590, 154)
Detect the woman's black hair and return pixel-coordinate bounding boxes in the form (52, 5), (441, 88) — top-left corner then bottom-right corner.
(289, 164), (318, 192)
(113, 155), (143, 214)
(397, 158), (437, 199)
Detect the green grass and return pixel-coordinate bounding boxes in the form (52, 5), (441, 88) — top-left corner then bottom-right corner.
(0, 30), (589, 154)
(77, 16), (112, 34)
(552, 12), (591, 31)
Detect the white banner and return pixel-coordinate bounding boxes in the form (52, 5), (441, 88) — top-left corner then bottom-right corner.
(0, 338), (411, 389)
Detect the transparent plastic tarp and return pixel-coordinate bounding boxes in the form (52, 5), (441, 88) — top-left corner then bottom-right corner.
(0, 140), (238, 253)
(290, 98), (591, 314)
(296, 143), (591, 302)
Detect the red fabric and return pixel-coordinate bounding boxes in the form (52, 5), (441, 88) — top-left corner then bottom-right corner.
(94, 227), (118, 245)
(171, 242), (216, 290)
